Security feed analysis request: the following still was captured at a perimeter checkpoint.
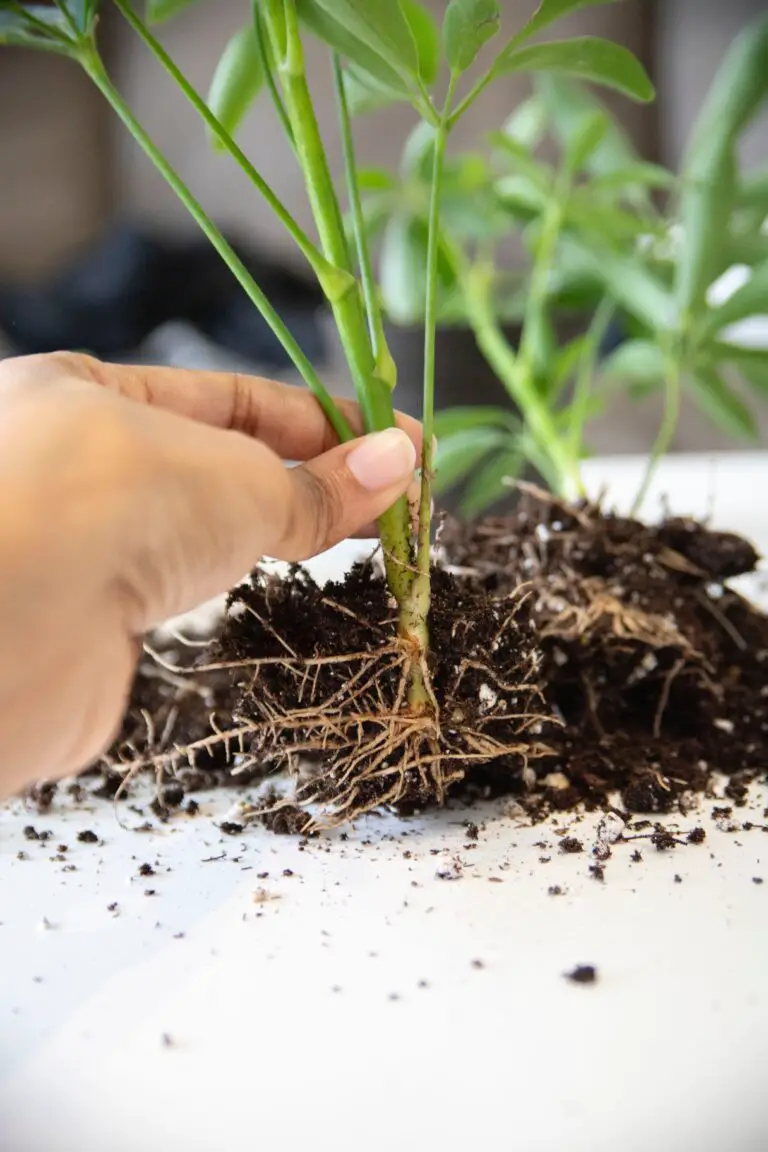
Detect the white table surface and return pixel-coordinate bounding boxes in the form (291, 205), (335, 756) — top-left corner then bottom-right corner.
(1, 453), (767, 1152)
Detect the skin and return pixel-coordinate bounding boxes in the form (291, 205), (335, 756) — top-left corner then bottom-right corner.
(0, 352), (422, 799)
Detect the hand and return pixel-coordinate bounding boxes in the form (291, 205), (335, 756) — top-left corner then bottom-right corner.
(0, 351), (421, 797)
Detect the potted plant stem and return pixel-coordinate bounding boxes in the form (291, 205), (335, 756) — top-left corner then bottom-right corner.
(2, 0), (766, 832)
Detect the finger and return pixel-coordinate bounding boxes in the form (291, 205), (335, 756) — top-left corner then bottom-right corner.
(27, 351), (422, 462)
(116, 423), (417, 631)
(264, 428), (418, 561)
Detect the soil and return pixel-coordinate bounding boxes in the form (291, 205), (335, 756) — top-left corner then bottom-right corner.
(77, 490), (768, 833)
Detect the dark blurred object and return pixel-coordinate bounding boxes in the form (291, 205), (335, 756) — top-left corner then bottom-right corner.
(0, 222), (328, 369)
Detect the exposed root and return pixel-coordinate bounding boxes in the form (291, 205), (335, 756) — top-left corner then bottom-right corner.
(175, 561), (554, 826)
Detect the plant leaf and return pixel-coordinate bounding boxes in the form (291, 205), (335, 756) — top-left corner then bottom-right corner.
(489, 131), (552, 192)
(356, 167), (398, 192)
(591, 162), (675, 193)
(433, 427), (510, 492)
(379, 213), (457, 324)
(705, 259), (768, 332)
(401, 0), (438, 83)
(146, 0), (199, 23)
(493, 37), (655, 104)
(442, 0), (500, 74)
(343, 64), (407, 114)
(0, 5), (72, 46)
(501, 95), (548, 150)
(676, 14), (768, 318)
(561, 236), (674, 331)
(306, 0), (419, 82)
(296, 0), (410, 93)
(688, 367), (758, 440)
(461, 449), (523, 517)
(713, 343), (768, 392)
(600, 339), (666, 385)
(62, 0), (99, 33)
(535, 74), (647, 197)
(400, 118), (436, 181)
(206, 24), (264, 148)
(737, 170), (768, 212)
(510, 0), (621, 50)
(564, 108), (608, 174)
(433, 406), (517, 438)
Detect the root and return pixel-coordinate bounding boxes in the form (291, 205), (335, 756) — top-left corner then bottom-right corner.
(112, 566), (552, 828)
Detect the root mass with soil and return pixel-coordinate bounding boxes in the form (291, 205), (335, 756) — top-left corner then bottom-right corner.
(86, 492), (768, 831)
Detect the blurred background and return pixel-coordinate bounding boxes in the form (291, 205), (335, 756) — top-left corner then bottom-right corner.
(1, 0), (766, 473)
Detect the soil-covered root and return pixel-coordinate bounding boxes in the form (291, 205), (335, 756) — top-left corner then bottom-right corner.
(189, 562), (553, 827)
(92, 629), (244, 805)
(440, 486), (768, 814)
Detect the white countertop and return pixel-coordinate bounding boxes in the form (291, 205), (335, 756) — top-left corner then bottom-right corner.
(1, 453), (767, 1152)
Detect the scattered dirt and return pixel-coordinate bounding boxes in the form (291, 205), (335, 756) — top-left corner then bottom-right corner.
(565, 964), (597, 984)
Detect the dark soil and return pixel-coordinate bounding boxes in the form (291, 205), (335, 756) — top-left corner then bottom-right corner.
(440, 491), (768, 817)
(88, 492), (767, 831)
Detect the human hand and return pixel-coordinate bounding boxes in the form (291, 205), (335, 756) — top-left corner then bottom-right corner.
(0, 351), (421, 796)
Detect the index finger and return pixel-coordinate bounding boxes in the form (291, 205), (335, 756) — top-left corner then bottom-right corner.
(18, 352), (423, 461)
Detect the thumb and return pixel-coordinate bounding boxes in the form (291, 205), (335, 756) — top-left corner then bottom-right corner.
(266, 427), (418, 561)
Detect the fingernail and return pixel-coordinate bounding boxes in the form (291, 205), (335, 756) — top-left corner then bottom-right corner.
(347, 429), (417, 491)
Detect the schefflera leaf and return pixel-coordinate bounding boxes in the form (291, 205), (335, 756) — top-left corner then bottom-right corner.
(206, 23), (265, 148)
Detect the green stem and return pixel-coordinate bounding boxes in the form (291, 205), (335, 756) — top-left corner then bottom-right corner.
(252, 1), (296, 154)
(402, 76), (458, 707)
(332, 52), (395, 386)
(449, 69), (493, 129)
(112, 0), (350, 300)
(567, 298), (615, 486)
(466, 298), (578, 497)
(80, 48), (353, 444)
(630, 354), (681, 517)
(266, 4), (413, 599)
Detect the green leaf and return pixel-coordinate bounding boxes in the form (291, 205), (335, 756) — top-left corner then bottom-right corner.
(343, 63), (406, 114)
(61, 1), (99, 33)
(400, 118), (436, 181)
(591, 162), (675, 193)
(565, 192), (662, 243)
(564, 108), (608, 174)
(688, 367), (758, 440)
(461, 449), (523, 517)
(0, 5), (72, 47)
(510, 0), (621, 50)
(501, 95), (548, 150)
(379, 213), (457, 324)
(433, 406), (517, 438)
(443, 0), (500, 74)
(713, 343), (768, 392)
(306, 0), (419, 83)
(489, 131), (552, 192)
(494, 38), (655, 104)
(676, 14), (768, 318)
(737, 170), (768, 213)
(402, 0), (438, 83)
(705, 260), (768, 332)
(535, 74), (646, 194)
(146, 0), (199, 23)
(206, 24), (264, 148)
(296, 0), (410, 93)
(600, 339), (666, 386)
(356, 167), (398, 191)
(561, 236), (673, 331)
(433, 427), (510, 492)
